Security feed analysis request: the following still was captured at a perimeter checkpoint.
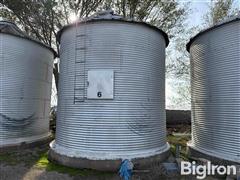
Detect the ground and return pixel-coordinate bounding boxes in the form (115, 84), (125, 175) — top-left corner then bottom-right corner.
(0, 126), (227, 180)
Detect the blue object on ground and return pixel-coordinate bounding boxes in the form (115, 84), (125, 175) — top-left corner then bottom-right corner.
(119, 159), (133, 180)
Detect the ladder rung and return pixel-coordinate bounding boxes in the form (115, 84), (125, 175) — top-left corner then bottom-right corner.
(75, 74), (85, 77)
(75, 97), (85, 100)
(74, 101), (84, 104)
(74, 98), (85, 102)
(75, 61), (85, 63)
(74, 88), (84, 91)
(76, 34), (86, 37)
(76, 47), (86, 50)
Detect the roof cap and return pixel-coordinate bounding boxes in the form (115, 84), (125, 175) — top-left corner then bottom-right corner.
(0, 21), (26, 37)
(0, 20), (57, 57)
(186, 14), (240, 52)
(57, 10), (169, 46)
(83, 10), (123, 21)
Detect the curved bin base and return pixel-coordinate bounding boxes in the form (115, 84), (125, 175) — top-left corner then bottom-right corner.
(48, 147), (170, 172)
(0, 134), (52, 153)
(187, 142), (240, 165)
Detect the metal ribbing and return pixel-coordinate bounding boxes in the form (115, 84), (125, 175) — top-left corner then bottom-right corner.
(189, 21), (240, 162)
(55, 21), (168, 159)
(0, 34), (54, 146)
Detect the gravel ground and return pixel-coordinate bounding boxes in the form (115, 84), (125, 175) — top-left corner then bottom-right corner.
(0, 162), (177, 180)
(0, 162), (224, 180)
(0, 163), (72, 180)
(0, 163), (128, 180)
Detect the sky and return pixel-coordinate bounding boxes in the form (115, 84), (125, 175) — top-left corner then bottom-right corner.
(166, 1), (210, 110)
(188, 0), (240, 27)
(166, 0), (240, 110)
(188, 0), (210, 26)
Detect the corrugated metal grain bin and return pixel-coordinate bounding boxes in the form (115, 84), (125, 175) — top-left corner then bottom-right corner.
(0, 21), (55, 148)
(49, 11), (170, 170)
(187, 16), (240, 164)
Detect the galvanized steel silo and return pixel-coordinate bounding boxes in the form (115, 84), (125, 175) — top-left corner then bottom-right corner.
(0, 21), (55, 148)
(187, 16), (240, 164)
(49, 11), (170, 170)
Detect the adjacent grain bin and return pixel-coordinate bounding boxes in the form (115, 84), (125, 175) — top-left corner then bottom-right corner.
(49, 11), (170, 171)
(0, 21), (55, 149)
(187, 16), (240, 164)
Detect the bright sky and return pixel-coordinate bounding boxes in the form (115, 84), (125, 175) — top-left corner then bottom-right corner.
(166, 0), (240, 110)
(166, 1), (210, 110)
(189, 0), (210, 26)
(188, 0), (240, 27)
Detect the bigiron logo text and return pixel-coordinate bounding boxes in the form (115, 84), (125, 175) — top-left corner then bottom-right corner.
(181, 161), (240, 179)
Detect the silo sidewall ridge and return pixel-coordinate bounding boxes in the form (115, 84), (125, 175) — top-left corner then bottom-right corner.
(0, 34), (54, 148)
(188, 19), (240, 163)
(53, 19), (169, 168)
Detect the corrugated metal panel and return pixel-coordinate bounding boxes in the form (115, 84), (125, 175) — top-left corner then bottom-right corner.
(0, 34), (54, 146)
(189, 20), (240, 163)
(53, 21), (169, 160)
(0, 21), (57, 57)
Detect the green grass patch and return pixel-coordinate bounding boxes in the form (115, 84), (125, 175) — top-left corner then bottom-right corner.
(167, 135), (190, 145)
(0, 147), (48, 165)
(0, 134), (192, 177)
(0, 148), (113, 177)
(167, 134), (191, 160)
(35, 152), (113, 177)
(0, 152), (21, 165)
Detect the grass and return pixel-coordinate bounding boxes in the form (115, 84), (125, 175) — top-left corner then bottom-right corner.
(167, 134), (191, 160)
(0, 152), (18, 165)
(35, 151), (113, 177)
(0, 127), (191, 177)
(0, 147), (113, 177)
(0, 147), (49, 165)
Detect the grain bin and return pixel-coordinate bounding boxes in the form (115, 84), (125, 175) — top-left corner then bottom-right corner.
(187, 16), (240, 164)
(49, 11), (170, 171)
(0, 21), (55, 149)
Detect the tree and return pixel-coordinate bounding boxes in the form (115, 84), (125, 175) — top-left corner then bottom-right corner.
(103, 0), (189, 38)
(0, 0), (189, 92)
(165, 26), (201, 109)
(167, 79), (191, 110)
(204, 0), (238, 25)
(167, 26), (200, 78)
(167, 0), (240, 109)
(168, 0), (239, 79)
(1, 0), (59, 90)
(0, 0), (104, 90)
(0, 4), (15, 21)
(169, 0), (239, 80)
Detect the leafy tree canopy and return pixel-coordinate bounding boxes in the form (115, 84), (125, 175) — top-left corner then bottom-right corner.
(0, 0), (189, 90)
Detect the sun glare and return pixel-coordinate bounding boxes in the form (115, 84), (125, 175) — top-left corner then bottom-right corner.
(69, 13), (78, 22)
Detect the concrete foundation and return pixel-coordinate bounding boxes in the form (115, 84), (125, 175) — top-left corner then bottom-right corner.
(187, 142), (240, 166)
(0, 135), (52, 153)
(48, 147), (170, 172)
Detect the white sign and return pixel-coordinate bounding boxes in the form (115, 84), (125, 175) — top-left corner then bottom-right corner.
(87, 70), (114, 99)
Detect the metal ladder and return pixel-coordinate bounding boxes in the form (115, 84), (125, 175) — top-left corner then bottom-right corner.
(73, 23), (87, 104)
